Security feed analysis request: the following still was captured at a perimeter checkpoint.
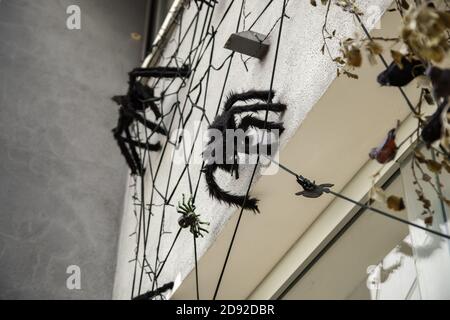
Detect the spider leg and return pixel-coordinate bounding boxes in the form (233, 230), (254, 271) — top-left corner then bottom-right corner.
(238, 115), (285, 134)
(133, 82), (162, 119)
(230, 102), (287, 115)
(129, 65), (191, 81)
(120, 137), (162, 151)
(112, 95), (127, 106)
(203, 164), (259, 212)
(114, 131), (139, 175)
(125, 107), (167, 136)
(224, 90), (276, 111)
(147, 100), (162, 120)
(125, 127), (144, 175)
(236, 116), (285, 156)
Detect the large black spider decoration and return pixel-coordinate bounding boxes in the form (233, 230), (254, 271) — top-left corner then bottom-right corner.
(112, 65), (191, 175)
(377, 57), (425, 87)
(132, 282), (174, 300)
(203, 90), (286, 213)
(177, 194), (209, 238)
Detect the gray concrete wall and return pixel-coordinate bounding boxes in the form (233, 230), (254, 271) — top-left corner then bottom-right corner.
(0, 0), (147, 299)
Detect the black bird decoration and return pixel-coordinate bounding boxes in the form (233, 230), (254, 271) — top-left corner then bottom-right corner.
(377, 57), (426, 87)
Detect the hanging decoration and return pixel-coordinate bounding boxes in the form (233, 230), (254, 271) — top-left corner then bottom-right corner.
(203, 90), (286, 213)
(112, 65), (191, 175)
(295, 175), (334, 198)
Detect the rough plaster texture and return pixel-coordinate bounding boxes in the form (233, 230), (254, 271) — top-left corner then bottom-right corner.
(114, 0), (393, 299)
(0, 0), (146, 299)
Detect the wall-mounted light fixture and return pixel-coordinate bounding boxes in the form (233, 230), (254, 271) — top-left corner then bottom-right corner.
(224, 31), (270, 59)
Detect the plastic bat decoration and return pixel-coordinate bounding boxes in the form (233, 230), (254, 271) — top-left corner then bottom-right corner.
(377, 57), (426, 87)
(295, 175), (334, 198)
(132, 282), (174, 300)
(369, 127), (398, 164)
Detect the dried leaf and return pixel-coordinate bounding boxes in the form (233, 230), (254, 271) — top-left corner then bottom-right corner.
(415, 150), (427, 163)
(366, 41), (383, 65)
(442, 160), (450, 174)
(367, 41), (383, 55)
(422, 173), (432, 182)
(391, 50), (404, 68)
(343, 70), (359, 79)
(335, 0), (363, 15)
(441, 197), (450, 207)
(402, 6), (450, 63)
(426, 159), (442, 173)
(347, 47), (362, 67)
(371, 186), (386, 203)
(416, 190), (431, 209)
(424, 216), (433, 226)
(387, 195), (406, 211)
(131, 32), (142, 41)
(333, 57), (346, 65)
(310, 0), (317, 6)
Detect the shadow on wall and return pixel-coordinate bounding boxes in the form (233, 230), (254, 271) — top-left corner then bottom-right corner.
(0, 0), (147, 299)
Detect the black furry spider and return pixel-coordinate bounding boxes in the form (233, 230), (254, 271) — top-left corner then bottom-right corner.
(203, 90), (286, 213)
(112, 65), (191, 175)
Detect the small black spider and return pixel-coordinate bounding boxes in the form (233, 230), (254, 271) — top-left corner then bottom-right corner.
(112, 65), (191, 175)
(203, 90), (286, 213)
(177, 194), (209, 238)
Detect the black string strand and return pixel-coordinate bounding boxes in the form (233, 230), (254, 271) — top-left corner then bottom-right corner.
(212, 0), (288, 300)
(259, 154), (450, 241)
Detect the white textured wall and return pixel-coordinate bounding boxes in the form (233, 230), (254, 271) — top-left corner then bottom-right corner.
(114, 0), (392, 299)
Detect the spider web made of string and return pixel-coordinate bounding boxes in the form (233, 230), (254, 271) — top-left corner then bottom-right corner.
(124, 0), (449, 301)
(126, 0), (287, 300)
